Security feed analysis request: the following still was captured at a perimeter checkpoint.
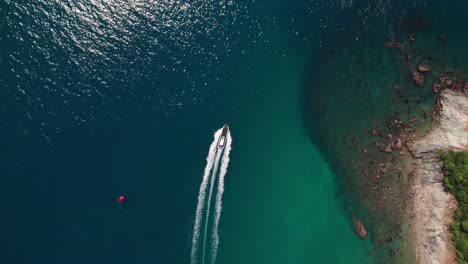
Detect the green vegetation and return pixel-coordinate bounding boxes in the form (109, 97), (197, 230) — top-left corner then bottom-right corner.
(440, 150), (468, 263)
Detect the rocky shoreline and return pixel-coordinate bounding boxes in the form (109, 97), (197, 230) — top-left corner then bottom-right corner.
(308, 23), (468, 262)
(407, 89), (468, 264)
(368, 32), (468, 263)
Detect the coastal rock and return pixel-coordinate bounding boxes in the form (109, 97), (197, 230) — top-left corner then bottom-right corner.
(433, 83), (442, 93)
(381, 143), (393, 153)
(445, 79), (453, 87)
(440, 77), (453, 88)
(363, 148), (368, 154)
(393, 138), (403, 149)
(412, 71), (424, 86)
(408, 90), (468, 264)
(384, 40), (394, 49)
(353, 218), (368, 239)
(418, 65), (430, 73)
(432, 77), (455, 93)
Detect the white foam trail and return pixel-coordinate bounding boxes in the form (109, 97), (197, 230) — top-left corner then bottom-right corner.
(201, 149), (222, 264)
(210, 131), (232, 264)
(190, 129), (222, 264)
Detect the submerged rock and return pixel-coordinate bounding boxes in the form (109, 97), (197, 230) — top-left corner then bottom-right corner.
(438, 34), (448, 43)
(409, 33), (416, 42)
(418, 65), (430, 73)
(384, 40), (394, 49)
(412, 71), (424, 86)
(393, 138), (403, 149)
(381, 143), (393, 153)
(432, 77), (457, 93)
(433, 83), (442, 93)
(453, 82), (464, 92)
(395, 84), (404, 98)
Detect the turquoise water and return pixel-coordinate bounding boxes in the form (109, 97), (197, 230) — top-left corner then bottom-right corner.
(216, 50), (372, 263)
(3, 0), (465, 263)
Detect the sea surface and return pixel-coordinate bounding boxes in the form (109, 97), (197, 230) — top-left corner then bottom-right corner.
(1, 0), (466, 263)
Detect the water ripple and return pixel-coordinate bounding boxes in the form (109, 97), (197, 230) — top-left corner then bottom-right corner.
(0, 0), (428, 140)
(1, 0), (246, 136)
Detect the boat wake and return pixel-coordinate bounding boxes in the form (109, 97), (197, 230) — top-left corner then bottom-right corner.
(210, 131), (232, 264)
(190, 126), (232, 264)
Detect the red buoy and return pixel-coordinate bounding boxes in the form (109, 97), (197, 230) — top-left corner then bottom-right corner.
(118, 195), (126, 204)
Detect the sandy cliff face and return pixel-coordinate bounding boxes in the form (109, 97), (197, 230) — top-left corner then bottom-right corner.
(408, 89), (468, 264)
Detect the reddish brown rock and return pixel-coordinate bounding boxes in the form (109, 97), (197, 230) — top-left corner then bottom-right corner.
(440, 77), (453, 88)
(394, 41), (401, 49)
(381, 143), (393, 153)
(353, 218), (367, 239)
(446, 79), (453, 87)
(418, 65), (430, 73)
(412, 71), (424, 86)
(393, 138), (403, 149)
(433, 83), (442, 93)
